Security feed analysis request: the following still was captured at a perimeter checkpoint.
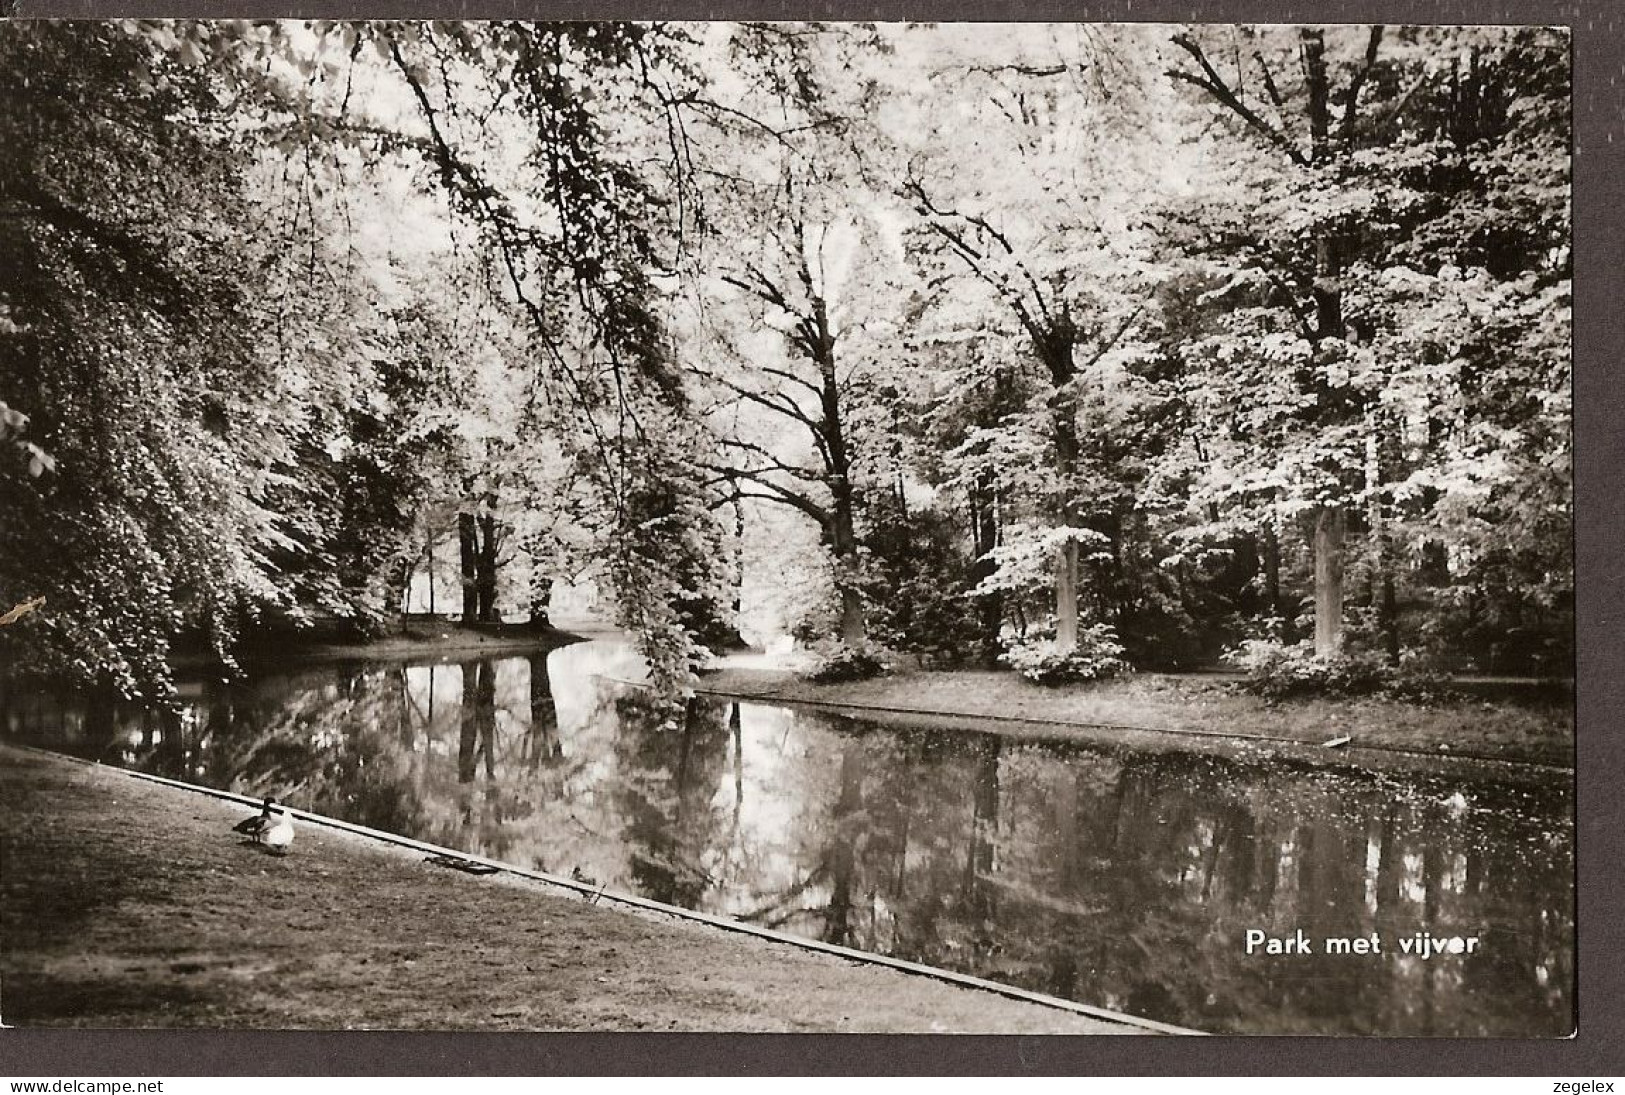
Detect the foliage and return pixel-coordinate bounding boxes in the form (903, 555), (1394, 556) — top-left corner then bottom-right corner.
(678, 22), (913, 649)
(372, 20), (738, 695)
(1380, 660), (1463, 705)
(0, 20), (1572, 705)
(1228, 638), (1463, 703)
(604, 421), (739, 698)
(1156, 24), (1571, 667)
(1227, 640), (1390, 699)
(798, 639), (897, 684)
(856, 494), (987, 666)
(0, 22), (294, 699)
(1000, 627), (1128, 686)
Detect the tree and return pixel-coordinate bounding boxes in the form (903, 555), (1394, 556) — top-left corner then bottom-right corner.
(0, 21), (327, 699)
(1161, 24), (1570, 663)
(679, 23), (909, 647)
(895, 24), (1174, 654)
(324, 20), (738, 689)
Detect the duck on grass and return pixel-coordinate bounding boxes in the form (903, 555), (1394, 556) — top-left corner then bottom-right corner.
(232, 796), (294, 856)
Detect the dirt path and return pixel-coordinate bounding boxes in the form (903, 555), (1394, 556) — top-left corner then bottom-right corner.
(0, 744), (1139, 1033)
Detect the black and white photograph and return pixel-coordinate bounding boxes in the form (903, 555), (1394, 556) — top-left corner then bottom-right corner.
(0, 18), (1575, 1041)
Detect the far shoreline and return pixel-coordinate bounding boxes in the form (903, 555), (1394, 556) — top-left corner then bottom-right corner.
(157, 618), (1572, 782)
(171, 617), (607, 673)
(690, 662), (1571, 778)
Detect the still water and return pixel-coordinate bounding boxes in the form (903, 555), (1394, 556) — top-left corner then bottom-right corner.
(3, 641), (1574, 1036)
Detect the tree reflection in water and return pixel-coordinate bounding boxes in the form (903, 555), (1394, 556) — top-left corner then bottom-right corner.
(4, 644), (1574, 1036)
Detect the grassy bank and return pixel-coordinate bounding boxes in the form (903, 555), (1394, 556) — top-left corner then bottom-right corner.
(696, 665), (1573, 770)
(0, 744), (1137, 1033)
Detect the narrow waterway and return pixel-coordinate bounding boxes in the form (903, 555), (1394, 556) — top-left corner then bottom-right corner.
(2, 641), (1574, 1036)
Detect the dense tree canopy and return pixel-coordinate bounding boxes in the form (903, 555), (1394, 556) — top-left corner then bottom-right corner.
(0, 19), (1572, 703)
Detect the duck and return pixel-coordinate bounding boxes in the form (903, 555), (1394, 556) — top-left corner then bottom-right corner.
(233, 796), (295, 855)
(233, 796), (273, 839)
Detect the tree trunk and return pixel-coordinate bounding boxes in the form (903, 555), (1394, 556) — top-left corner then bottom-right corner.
(829, 475), (865, 644)
(969, 482), (1003, 664)
(814, 294), (867, 646)
(424, 534), (436, 617)
(458, 512), (479, 624)
(1300, 28), (1332, 163)
(1108, 508), (1127, 636)
(1313, 506), (1346, 656)
(1049, 348), (1082, 653)
(1056, 537), (1080, 650)
(1381, 572), (1400, 665)
(476, 511), (499, 623)
(731, 501), (745, 622)
(1313, 237), (1344, 343)
(1371, 432), (1401, 665)
(1420, 539), (1450, 586)
(1262, 522), (1290, 639)
(1303, 30), (1351, 661)
(386, 558), (413, 623)
(1179, 28), (1373, 667)
(529, 576), (554, 630)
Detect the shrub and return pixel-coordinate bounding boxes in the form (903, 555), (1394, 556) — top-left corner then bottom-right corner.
(1231, 640), (1473, 703)
(798, 640), (895, 683)
(1228, 639), (1389, 700)
(1382, 653), (1464, 704)
(857, 496), (988, 666)
(1000, 625), (1128, 686)
(1228, 640), (1475, 698)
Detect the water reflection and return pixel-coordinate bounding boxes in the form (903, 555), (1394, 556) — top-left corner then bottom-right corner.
(2, 643), (1574, 1036)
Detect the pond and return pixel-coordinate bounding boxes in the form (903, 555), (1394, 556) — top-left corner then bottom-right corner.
(2, 641), (1574, 1037)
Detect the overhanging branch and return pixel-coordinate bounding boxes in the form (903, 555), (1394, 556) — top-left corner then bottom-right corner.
(1168, 32), (1309, 168)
